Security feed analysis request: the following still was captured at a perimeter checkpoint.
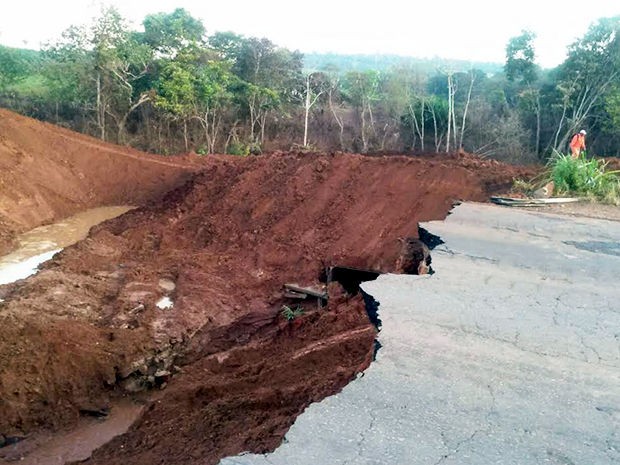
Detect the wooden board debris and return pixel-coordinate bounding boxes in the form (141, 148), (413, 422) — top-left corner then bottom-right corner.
(490, 197), (582, 207)
(283, 283), (328, 300)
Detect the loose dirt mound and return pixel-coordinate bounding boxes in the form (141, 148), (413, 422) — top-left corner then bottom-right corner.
(0, 151), (534, 464)
(0, 109), (197, 255)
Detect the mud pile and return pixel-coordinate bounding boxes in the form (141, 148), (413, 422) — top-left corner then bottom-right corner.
(0, 109), (197, 255)
(0, 148), (534, 464)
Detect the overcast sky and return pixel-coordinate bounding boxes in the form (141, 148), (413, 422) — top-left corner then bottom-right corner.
(1, 1), (618, 68)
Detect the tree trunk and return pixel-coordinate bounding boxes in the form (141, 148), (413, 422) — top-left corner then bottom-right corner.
(183, 119), (189, 152)
(535, 93), (541, 156)
(409, 103), (419, 151)
(431, 105), (440, 152)
(117, 94), (150, 145)
(419, 98), (425, 151)
(249, 95), (257, 142)
(259, 110), (267, 145)
(328, 90), (345, 151)
(446, 74), (452, 153)
(552, 98), (569, 152)
(96, 72), (105, 141)
(361, 107), (368, 153)
(459, 71), (475, 150)
(409, 98), (426, 151)
(303, 76), (310, 147)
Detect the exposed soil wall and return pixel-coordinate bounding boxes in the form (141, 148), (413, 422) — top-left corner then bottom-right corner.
(0, 108), (197, 255)
(0, 146), (535, 464)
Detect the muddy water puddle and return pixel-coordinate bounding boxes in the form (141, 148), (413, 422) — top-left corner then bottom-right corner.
(0, 401), (143, 464)
(0, 206), (133, 285)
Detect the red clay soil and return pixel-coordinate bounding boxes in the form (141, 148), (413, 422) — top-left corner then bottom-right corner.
(0, 108), (197, 255)
(0, 146), (535, 464)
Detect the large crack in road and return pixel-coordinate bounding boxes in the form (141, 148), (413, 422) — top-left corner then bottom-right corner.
(0, 154), (536, 465)
(219, 202), (620, 465)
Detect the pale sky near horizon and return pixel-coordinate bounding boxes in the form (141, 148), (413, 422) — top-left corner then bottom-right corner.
(1, 1), (618, 68)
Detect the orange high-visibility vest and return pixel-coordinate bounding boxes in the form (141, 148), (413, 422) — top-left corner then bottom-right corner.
(569, 133), (586, 151)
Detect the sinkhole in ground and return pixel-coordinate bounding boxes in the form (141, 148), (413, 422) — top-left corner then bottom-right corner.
(320, 226), (443, 357)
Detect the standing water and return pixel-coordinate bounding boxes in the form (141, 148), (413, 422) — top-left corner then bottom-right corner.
(0, 206), (133, 286)
(0, 400), (144, 464)
(0, 206), (142, 464)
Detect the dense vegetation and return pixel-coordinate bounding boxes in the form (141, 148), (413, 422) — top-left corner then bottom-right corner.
(303, 53), (503, 75)
(0, 8), (619, 160)
(549, 153), (620, 203)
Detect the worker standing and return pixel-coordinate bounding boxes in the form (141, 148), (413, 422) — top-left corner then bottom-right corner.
(569, 130), (587, 158)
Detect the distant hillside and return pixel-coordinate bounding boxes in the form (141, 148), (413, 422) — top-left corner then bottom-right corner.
(0, 45), (41, 61)
(303, 52), (504, 75)
(0, 45), (43, 93)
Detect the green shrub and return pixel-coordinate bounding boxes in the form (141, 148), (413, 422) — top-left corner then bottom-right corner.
(281, 305), (304, 321)
(248, 142), (262, 155)
(548, 151), (620, 204)
(227, 142), (249, 156)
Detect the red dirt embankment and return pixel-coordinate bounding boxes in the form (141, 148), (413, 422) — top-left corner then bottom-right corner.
(0, 109), (196, 255)
(0, 148), (534, 464)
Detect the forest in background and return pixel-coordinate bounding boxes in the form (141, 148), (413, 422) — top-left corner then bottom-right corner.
(0, 7), (619, 161)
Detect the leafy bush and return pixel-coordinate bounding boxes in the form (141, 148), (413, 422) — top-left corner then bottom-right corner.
(549, 151), (620, 204)
(248, 142), (262, 155)
(226, 142), (249, 156)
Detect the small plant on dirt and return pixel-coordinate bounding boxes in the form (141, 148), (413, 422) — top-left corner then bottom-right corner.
(548, 151), (620, 204)
(281, 305), (304, 321)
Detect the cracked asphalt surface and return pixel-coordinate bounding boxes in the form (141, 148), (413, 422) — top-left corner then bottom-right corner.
(220, 202), (620, 465)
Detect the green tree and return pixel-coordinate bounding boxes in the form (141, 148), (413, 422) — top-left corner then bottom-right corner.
(155, 60), (197, 151)
(380, 67), (418, 151)
(550, 16), (620, 152)
(194, 61), (236, 153)
(505, 30), (538, 84)
(505, 30), (541, 156)
(44, 7), (153, 142)
(43, 25), (94, 124)
(291, 72), (327, 147)
(425, 95), (449, 152)
(598, 83), (620, 153)
(342, 71), (382, 153)
(0, 46), (31, 91)
(142, 8), (206, 57)
(208, 31), (245, 62)
(224, 35), (302, 146)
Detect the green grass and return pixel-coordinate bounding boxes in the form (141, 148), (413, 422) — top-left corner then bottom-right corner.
(548, 151), (620, 204)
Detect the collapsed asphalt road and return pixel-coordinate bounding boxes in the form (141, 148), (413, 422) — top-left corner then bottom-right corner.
(220, 202), (620, 465)
(2, 151), (535, 465)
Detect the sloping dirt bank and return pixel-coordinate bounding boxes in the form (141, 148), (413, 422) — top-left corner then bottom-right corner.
(0, 152), (534, 464)
(0, 109), (197, 255)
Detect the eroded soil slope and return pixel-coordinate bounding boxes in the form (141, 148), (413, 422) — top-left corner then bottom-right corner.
(0, 152), (534, 464)
(0, 109), (196, 255)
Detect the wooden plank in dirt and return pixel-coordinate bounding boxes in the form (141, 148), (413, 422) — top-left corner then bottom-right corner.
(284, 283), (328, 299)
(284, 290), (308, 299)
(490, 197), (582, 207)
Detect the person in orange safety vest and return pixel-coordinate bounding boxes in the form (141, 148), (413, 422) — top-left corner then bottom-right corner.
(569, 130), (586, 158)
